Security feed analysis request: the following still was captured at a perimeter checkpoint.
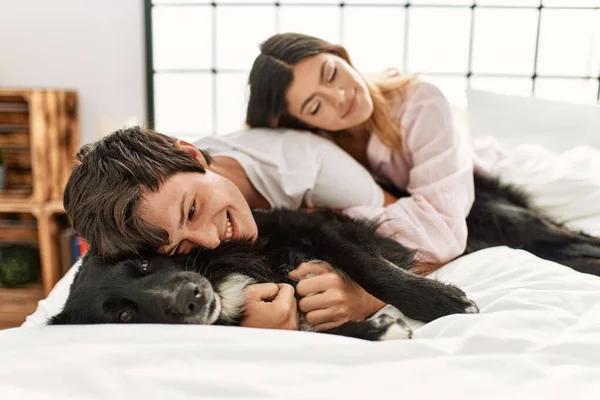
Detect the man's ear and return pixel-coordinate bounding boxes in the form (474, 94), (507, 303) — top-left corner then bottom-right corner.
(174, 139), (209, 168)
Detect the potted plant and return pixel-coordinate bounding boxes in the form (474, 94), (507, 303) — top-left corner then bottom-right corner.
(0, 244), (40, 287)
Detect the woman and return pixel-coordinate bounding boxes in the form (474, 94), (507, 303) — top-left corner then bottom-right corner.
(247, 33), (475, 264)
(246, 32), (478, 330)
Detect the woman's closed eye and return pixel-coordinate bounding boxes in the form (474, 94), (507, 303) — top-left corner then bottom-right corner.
(310, 102), (321, 116)
(309, 67), (337, 116)
(328, 66), (337, 82)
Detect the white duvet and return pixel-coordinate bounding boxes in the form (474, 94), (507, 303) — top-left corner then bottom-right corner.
(1, 143), (600, 399)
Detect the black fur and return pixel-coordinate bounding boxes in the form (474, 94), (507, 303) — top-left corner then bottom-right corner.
(49, 209), (478, 341)
(465, 174), (600, 275)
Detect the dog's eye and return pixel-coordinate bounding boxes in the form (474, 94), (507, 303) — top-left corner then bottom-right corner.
(118, 310), (133, 323)
(140, 259), (149, 273)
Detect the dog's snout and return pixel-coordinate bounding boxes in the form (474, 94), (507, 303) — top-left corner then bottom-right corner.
(176, 282), (205, 315)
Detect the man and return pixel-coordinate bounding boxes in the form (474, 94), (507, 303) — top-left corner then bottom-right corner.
(54, 126), (397, 330)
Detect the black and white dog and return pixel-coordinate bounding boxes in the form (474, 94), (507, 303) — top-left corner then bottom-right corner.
(49, 208), (479, 341)
(49, 174), (600, 340)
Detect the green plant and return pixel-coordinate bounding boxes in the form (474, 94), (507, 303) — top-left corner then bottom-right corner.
(0, 245), (40, 287)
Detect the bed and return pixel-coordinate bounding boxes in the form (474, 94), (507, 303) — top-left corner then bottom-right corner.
(1, 133), (600, 398)
(2, 244), (600, 399)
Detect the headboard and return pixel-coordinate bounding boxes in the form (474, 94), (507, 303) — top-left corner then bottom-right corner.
(144, 0), (600, 139)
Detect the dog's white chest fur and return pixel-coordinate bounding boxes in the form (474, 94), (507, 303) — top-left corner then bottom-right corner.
(216, 274), (255, 323)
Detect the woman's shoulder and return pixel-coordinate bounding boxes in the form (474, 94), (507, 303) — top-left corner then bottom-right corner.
(393, 80), (452, 125)
(393, 80), (460, 152)
(401, 80), (448, 110)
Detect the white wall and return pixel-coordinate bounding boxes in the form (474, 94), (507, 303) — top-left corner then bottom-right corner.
(0, 0), (146, 145)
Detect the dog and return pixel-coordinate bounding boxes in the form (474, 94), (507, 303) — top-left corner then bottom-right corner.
(49, 207), (482, 341)
(49, 173), (600, 340)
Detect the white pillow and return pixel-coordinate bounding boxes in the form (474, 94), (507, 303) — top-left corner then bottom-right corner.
(467, 89), (600, 153)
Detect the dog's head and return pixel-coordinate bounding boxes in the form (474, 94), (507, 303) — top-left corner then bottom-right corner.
(48, 252), (226, 326)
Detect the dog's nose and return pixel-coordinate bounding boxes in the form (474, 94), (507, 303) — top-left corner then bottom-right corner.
(175, 282), (205, 315)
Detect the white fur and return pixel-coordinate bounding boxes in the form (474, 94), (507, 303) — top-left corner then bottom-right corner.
(462, 295), (480, 314)
(381, 322), (413, 341)
(465, 303), (480, 314)
(373, 314), (413, 341)
(216, 274), (255, 323)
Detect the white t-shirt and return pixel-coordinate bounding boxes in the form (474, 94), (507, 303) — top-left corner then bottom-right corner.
(23, 128), (384, 327)
(195, 128), (383, 209)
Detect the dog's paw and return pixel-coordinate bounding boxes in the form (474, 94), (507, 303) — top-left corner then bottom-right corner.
(372, 314), (413, 341)
(437, 284), (480, 316)
(464, 297), (479, 314)
(409, 281), (480, 322)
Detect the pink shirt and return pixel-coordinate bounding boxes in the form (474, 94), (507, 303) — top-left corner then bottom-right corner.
(344, 82), (476, 264)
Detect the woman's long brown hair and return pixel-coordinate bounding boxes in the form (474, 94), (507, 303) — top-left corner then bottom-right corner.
(246, 32), (417, 151)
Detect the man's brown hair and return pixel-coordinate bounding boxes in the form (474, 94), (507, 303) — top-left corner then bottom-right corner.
(64, 126), (211, 260)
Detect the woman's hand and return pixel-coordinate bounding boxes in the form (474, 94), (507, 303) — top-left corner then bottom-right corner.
(289, 261), (386, 331)
(240, 283), (298, 330)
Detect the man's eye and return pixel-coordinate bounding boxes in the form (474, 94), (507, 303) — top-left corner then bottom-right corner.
(310, 103), (321, 116)
(329, 67), (337, 82)
(188, 202), (196, 221)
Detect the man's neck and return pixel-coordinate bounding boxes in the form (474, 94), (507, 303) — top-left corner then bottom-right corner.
(209, 156), (271, 209)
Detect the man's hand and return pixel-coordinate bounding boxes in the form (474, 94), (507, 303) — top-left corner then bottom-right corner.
(289, 261), (386, 331)
(240, 283), (298, 330)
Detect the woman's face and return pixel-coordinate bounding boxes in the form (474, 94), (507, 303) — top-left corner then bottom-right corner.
(285, 52), (373, 132)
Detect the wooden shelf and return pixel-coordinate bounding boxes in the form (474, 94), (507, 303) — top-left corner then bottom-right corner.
(0, 130), (29, 147)
(0, 220), (37, 244)
(0, 281), (43, 329)
(0, 200), (40, 214)
(0, 88), (79, 203)
(44, 200), (65, 215)
(0, 88), (79, 314)
(0, 189), (34, 204)
(0, 110), (28, 125)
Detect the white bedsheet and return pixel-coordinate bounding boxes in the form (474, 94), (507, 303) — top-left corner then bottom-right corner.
(2, 142), (600, 399)
(1, 247), (600, 399)
(486, 143), (600, 237)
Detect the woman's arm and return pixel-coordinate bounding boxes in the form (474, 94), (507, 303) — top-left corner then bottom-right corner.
(344, 82), (475, 264)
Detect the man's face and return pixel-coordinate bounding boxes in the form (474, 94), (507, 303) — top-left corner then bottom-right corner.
(139, 154), (258, 255)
